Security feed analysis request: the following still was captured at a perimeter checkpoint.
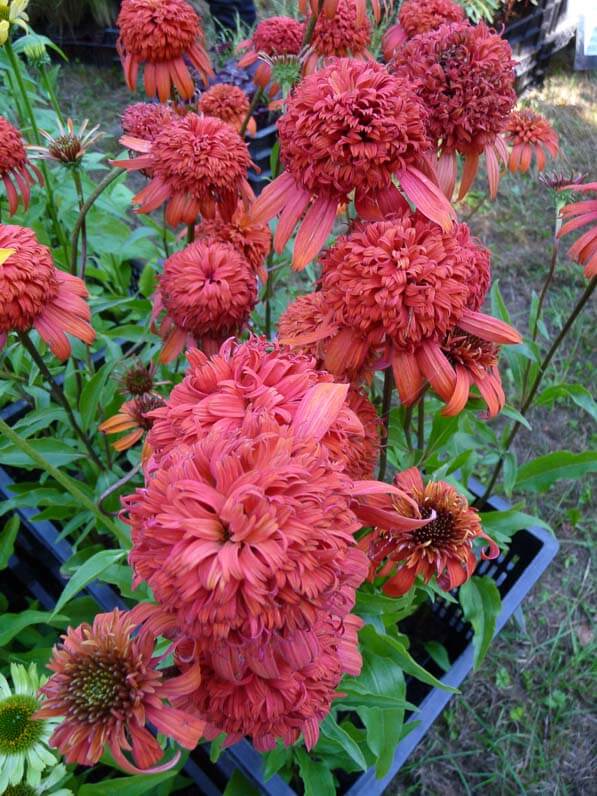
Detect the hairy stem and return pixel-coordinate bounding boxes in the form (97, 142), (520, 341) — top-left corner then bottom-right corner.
(378, 368), (394, 481)
(4, 40), (70, 262)
(478, 276), (596, 504)
(303, 0), (325, 47)
(417, 393), (425, 453)
(70, 167), (122, 274)
(18, 332), (104, 472)
(240, 87), (263, 137)
(72, 169), (88, 278)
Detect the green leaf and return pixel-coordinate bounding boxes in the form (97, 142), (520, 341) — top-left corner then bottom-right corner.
(263, 742), (291, 782)
(0, 438), (83, 468)
(359, 625), (457, 692)
(223, 770), (261, 796)
(424, 413), (461, 458)
(139, 262), (158, 298)
(360, 707), (403, 778)
(209, 733), (226, 763)
(51, 549), (126, 617)
(502, 451), (518, 498)
(79, 362), (113, 431)
(0, 418), (129, 547)
(479, 509), (552, 541)
(78, 770), (178, 796)
(0, 610), (68, 646)
(535, 384), (597, 423)
(459, 575), (501, 669)
(320, 715), (367, 771)
(295, 748), (335, 796)
(423, 641), (451, 673)
(515, 451), (597, 492)
(501, 405), (532, 431)
(490, 280), (512, 323)
(0, 516), (19, 570)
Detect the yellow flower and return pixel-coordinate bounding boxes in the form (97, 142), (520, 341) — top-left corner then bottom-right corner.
(0, 0), (30, 43)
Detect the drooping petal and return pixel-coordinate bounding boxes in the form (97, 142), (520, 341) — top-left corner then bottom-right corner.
(292, 194), (338, 270)
(292, 382), (351, 441)
(398, 166), (456, 232)
(458, 309), (522, 345)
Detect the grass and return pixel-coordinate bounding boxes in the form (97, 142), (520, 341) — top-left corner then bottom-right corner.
(53, 44), (597, 795)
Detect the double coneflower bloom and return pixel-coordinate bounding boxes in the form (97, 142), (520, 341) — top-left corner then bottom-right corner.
(0, 225), (94, 359)
(382, 0), (465, 59)
(391, 22), (517, 200)
(557, 180), (597, 278)
(117, 0), (212, 102)
(115, 112), (254, 225)
(250, 58), (455, 269)
(0, 116), (43, 215)
(504, 109), (559, 174)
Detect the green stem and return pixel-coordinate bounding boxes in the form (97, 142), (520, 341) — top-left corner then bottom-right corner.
(187, 223), (195, 245)
(40, 69), (66, 125)
(70, 167), (122, 275)
(239, 87), (263, 138)
(0, 417), (129, 547)
(4, 40), (69, 262)
(377, 368), (394, 481)
(403, 404), (414, 452)
(18, 332), (105, 473)
(478, 276), (596, 505)
(263, 252), (275, 339)
(71, 169), (88, 278)
(417, 393), (425, 453)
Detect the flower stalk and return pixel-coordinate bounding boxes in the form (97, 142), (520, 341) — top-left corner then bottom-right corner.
(377, 367), (394, 480)
(70, 166), (122, 275)
(18, 331), (104, 472)
(478, 276), (596, 504)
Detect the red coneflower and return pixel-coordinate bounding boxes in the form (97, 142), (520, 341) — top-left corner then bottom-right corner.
(359, 467), (499, 595)
(0, 116), (43, 215)
(35, 609), (204, 774)
(238, 15), (305, 68)
(199, 84), (256, 135)
(0, 225), (95, 360)
(121, 102), (177, 141)
(277, 291), (378, 384)
(144, 337), (365, 474)
(557, 181), (597, 278)
(152, 240), (258, 363)
(383, 0), (466, 59)
(125, 412), (370, 641)
(117, 0), (212, 102)
(194, 202), (271, 282)
(173, 611), (363, 751)
(304, 0), (372, 75)
(392, 22), (516, 200)
(115, 113), (254, 226)
(100, 393), (166, 452)
(250, 58), (455, 270)
(318, 210), (516, 405)
(505, 109), (559, 173)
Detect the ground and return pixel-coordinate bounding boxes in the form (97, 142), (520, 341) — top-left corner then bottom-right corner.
(55, 46), (596, 796)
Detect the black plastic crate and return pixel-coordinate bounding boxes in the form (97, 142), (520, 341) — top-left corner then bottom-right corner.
(1, 446), (558, 795)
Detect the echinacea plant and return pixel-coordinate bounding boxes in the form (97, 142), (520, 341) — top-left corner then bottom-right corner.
(0, 0), (594, 793)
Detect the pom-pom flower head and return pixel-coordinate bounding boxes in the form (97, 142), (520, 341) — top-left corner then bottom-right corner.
(557, 180), (597, 279)
(0, 116), (43, 215)
(0, 225), (95, 360)
(117, 0), (213, 102)
(145, 336), (367, 475)
(121, 102), (177, 142)
(383, 0), (466, 59)
(318, 210), (520, 405)
(198, 83), (255, 135)
(152, 239), (258, 362)
(505, 110), (559, 173)
(392, 22), (516, 200)
(304, 0), (372, 74)
(125, 409), (370, 641)
(115, 113), (254, 226)
(35, 609), (204, 774)
(194, 202), (271, 282)
(250, 58), (455, 270)
(237, 15), (305, 68)
(360, 468), (499, 595)
(174, 611), (363, 751)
